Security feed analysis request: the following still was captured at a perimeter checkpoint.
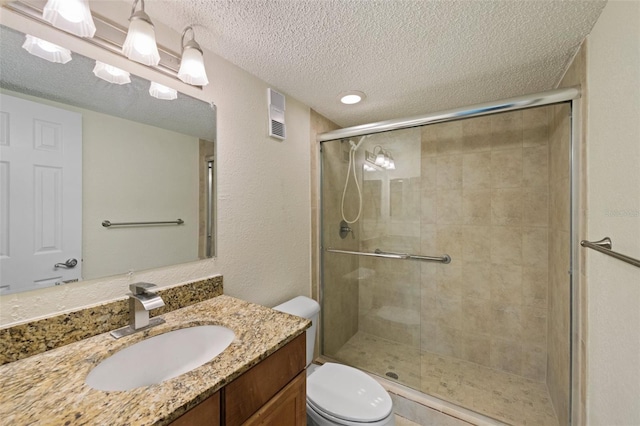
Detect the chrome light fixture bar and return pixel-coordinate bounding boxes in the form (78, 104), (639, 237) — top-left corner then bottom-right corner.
(4, 0), (183, 79)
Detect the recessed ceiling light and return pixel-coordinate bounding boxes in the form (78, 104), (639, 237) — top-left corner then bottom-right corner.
(340, 91), (366, 105)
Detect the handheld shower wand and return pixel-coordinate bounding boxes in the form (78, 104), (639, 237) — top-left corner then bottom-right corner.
(341, 136), (366, 225)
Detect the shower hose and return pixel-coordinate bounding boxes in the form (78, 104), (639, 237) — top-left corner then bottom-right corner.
(341, 138), (363, 224)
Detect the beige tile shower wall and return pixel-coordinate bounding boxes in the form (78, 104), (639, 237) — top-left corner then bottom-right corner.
(321, 139), (360, 356)
(420, 109), (551, 381)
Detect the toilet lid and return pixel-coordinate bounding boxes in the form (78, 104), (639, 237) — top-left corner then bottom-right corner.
(307, 363), (393, 423)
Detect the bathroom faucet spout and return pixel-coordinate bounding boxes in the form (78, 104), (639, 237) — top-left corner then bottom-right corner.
(111, 283), (166, 339)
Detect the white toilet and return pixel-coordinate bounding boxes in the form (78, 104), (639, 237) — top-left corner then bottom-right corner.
(274, 296), (395, 426)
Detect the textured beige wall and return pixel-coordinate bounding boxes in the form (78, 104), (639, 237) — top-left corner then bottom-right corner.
(0, 1), (311, 325)
(584, 2), (640, 425)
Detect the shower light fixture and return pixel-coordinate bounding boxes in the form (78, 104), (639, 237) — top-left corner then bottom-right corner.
(340, 91), (366, 105)
(22, 35), (72, 64)
(93, 61), (131, 85)
(123, 0), (160, 66)
(178, 26), (209, 86)
(42, 0), (96, 38)
(149, 82), (177, 100)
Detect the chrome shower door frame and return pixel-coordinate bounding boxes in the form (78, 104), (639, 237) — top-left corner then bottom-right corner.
(318, 86), (583, 426)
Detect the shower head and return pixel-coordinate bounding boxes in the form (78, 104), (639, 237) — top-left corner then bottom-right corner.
(350, 135), (367, 151)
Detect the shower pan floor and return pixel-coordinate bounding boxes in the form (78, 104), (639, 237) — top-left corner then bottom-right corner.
(333, 331), (559, 426)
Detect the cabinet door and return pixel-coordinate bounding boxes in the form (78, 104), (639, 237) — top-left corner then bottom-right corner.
(224, 334), (305, 425)
(169, 391), (220, 426)
(244, 372), (306, 426)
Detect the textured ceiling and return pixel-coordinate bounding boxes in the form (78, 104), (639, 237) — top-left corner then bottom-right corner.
(144, 0), (606, 127)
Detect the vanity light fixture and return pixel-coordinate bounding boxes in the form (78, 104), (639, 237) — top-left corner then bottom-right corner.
(42, 0), (96, 38)
(368, 146), (396, 171)
(93, 61), (131, 85)
(22, 34), (72, 64)
(122, 0), (160, 66)
(340, 90), (366, 105)
(178, 26), (209, 86)
(149, 81), (177, 100)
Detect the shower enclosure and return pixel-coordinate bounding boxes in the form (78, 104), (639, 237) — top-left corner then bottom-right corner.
(319, 88), (579, 426)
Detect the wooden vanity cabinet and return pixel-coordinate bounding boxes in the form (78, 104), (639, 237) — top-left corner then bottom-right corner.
(169, 333), (306, 426)
(170, 391), (221, 426)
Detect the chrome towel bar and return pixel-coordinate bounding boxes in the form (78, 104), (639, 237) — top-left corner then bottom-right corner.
(102, 219), (184, 228)
(580, 237), (640, 268)
(326, 248), (451, 264)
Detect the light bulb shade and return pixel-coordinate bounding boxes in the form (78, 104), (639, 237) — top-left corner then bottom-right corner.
(388, 159), (396, 170)
(375, 152), (385, 166)
(178, 47), (209, 86)
(22, 35), (72, 64)
(123, 18), (160, 66)
(149, 82), (177, 100)
(43, 0), (96, 38)
(93, 61), (131, 85)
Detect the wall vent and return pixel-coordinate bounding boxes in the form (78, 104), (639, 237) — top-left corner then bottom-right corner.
(268, 88), (286, 140)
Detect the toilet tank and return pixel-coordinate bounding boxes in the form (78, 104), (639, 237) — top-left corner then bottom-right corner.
(273, 296), (320, 367)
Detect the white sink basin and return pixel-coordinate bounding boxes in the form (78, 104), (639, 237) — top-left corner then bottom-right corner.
(85, 325), (235, 391)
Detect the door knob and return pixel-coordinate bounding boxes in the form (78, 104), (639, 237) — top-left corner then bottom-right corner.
(54, 258), (78, 269)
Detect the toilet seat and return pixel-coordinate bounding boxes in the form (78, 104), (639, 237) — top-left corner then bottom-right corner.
(307, 402), (394, 426)
(307, 363), (393, 424)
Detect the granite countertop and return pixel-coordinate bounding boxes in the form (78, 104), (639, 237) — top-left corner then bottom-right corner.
(0, 295), (310, 425)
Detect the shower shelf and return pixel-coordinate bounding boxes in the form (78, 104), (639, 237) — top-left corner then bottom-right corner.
(325, 248), (451, 264)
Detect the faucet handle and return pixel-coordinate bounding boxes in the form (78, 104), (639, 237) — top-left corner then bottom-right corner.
(129, 282), (158, 295)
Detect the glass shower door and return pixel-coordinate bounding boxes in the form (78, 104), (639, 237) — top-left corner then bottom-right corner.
(321, 128), (424, 389)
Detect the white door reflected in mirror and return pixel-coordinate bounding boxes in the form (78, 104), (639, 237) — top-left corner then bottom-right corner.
(0, 94), (82, 294)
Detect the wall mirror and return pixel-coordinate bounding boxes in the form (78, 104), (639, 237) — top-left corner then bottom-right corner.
(0, 25), (217, 295)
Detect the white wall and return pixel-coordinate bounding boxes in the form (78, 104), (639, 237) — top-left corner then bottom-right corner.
(0, 1), (311, 325)
(585, 1), (640, 425)
(82, 110), (199, 279)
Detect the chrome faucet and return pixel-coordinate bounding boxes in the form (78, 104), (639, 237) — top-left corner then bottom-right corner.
(110, 282), (166, 339)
